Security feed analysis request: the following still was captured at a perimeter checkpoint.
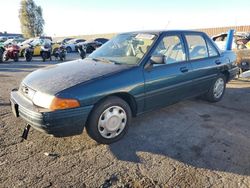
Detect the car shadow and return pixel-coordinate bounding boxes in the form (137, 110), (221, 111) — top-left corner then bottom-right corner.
(109, 87), (250, 176)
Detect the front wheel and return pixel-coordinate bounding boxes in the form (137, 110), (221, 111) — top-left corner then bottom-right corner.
(86, 96), (132, 144)
(3, 51), (9, 61)
(41, 52), (47, 62)
(0, 50), (3, 63)
(204, 74), (226, 102)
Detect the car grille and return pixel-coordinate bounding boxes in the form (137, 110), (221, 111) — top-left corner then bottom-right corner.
(20, 83), (36, 101)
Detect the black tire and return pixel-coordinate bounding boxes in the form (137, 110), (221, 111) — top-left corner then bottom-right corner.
(41, 52), (46, 62)
(53, 48), (58, 56)
(59, 53), (65, 61)
(86, 96), (132, 144)
(0, 50), (3, 63)
(26, 54), (32, 62)
(80, 51), (86, 59)
(3, 51), (9, 61)
(14, 53), (19, 62)
(204, 74), (226, 102)
(66, 47), (72, 53)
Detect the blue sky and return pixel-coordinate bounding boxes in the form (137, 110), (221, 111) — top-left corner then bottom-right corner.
(1, 0), (250, 37)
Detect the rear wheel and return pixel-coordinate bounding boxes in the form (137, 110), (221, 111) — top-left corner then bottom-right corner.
(14, 53), (19, 62)
(86, 96), (132, 144)
(204, 74), (226, 102)
(25, 53), (32, 62)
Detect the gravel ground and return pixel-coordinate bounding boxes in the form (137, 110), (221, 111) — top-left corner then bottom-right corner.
(0, 54), (250, 187)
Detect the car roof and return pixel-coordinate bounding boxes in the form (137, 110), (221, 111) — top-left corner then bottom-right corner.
(121, 30), (205, 36)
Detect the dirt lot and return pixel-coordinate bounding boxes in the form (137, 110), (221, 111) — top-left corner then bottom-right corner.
(0, 55), (250, 187)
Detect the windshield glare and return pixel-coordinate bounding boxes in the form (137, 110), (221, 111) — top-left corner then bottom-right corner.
(89, 33), (156, 65)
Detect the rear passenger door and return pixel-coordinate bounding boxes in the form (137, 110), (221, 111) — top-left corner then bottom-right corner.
(184, 33), (221, 96)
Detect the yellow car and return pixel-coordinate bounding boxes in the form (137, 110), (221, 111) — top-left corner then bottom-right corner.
(19, 38), (60, 56)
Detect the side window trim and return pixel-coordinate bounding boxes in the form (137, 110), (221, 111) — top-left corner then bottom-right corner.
(203, 35), (220, 57)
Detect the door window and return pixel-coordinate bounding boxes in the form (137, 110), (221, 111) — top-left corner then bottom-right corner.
(207, 41), (219, 57)
(186, 35), (208, 60)
(152, 35), (186, 64)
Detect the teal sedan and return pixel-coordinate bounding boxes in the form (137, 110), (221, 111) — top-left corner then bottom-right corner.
(10, 30), (238, 144)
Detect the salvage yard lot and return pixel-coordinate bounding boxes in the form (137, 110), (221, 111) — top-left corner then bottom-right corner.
(0, 56), (250, 187)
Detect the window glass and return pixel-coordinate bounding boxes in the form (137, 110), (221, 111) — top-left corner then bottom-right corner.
(89, 33), (156, 65)
(186, 35), (208, 60)
(152, 35), (186, 64)
(207, 41), (218, 57)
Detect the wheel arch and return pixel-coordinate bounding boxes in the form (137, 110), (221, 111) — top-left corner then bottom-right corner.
(220, 70), (230, 82)
(91, 92), (138, 117)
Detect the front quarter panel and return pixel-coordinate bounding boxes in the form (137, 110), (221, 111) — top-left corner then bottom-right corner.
(57, 66), (145, 114)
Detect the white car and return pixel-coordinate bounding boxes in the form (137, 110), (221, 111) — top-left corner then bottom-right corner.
(212, 32), (250, 50)
(64, 38), (85, 53)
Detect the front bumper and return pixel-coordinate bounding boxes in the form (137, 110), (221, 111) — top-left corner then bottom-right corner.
(10, 90), (93, 137)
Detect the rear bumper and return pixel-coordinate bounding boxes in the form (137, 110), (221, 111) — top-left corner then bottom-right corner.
(10, 90), (93, 137)
(228, 67), (239, 81)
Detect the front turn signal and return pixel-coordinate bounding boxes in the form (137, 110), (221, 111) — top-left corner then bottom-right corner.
(50, 97), (80, 111)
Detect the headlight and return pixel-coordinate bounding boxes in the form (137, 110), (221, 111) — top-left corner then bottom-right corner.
(32, 91), (80, 111)
(33, 91), (55, 109)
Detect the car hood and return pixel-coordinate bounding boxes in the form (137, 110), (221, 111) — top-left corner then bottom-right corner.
(22, 58), (131, 95)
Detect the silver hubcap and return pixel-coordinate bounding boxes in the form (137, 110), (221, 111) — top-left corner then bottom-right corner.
(98, 106), (127, 139)
(213, 78), (225, 98)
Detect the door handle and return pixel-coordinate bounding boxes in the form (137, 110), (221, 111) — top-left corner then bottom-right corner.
(215, 60), (221, 65)
(180, 67), (188, 73)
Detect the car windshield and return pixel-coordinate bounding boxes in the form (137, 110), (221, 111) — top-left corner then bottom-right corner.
(89, 33), (157, 65)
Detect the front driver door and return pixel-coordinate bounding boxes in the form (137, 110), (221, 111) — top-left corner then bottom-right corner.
(143, 34), (193, 111)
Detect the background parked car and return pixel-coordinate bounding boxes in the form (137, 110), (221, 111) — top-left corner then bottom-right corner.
(56, 38), (74, 45)
(94, 38), (109, 44)
(64, 38), (86, 53)
(76, 40), (102, 53)
(212, 32), (250, 72)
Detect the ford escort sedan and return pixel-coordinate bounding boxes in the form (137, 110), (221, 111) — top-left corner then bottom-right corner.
(10, 30), (238, 144)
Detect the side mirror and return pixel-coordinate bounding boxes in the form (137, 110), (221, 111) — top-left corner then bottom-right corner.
(150, 55), (165, 65)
